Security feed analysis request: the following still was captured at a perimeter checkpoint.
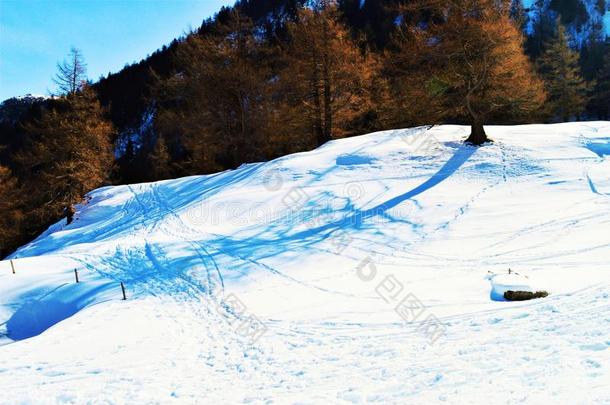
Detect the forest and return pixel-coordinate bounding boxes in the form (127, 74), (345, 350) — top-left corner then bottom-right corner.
(0, 0), (609, 257)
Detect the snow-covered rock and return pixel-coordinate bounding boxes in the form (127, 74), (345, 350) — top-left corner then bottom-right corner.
(488, 271), (537, 300)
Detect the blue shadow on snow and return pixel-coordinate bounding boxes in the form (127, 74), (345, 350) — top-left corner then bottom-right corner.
(206, 143), (478, 267)
(292, 144), (478, 237)
(6, 283), (114, 341)
(584, 138), (610, 158)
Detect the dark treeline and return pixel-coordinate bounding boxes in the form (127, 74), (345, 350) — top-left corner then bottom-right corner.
(1, 0), (609, 257)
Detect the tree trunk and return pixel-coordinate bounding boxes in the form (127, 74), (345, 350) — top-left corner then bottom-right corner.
(313, 79), (324, 146)
(466, 121), (489, 145)
(322, 60), (332, 143)
(321, 16), (332, 144)
(311, 47), (324, 146)
(66, 204), (75, 225)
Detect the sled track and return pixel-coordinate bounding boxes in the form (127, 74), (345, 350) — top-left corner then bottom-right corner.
(124, 184), (222, 298)
(150, 185), (224, 293)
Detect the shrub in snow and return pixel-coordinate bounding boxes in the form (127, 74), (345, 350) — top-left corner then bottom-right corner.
(504, 290), (549, 301)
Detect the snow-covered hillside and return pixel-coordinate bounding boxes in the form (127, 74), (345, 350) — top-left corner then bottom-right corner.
(1, 123), (609, 404)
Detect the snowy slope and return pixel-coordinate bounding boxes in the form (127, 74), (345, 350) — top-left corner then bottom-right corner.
(1, 123), (609, 404)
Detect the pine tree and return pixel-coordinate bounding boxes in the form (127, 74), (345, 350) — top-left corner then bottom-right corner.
(17, 87), (114, 226)
(589, 40), (610, 119)
(509, 0), (528, 31)
(338, 0), (403, 50)
(580, 22), (606, 81)
(280, 1), (378, 145)
(388, 0), (546, 144)
(54, 47), (88, 95)
(526, 0), (557, 58)
(548, 0), (589, 29)
(537, 21), (588, 121)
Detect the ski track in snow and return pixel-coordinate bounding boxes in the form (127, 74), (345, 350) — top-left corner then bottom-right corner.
(1, 123), (610, 404)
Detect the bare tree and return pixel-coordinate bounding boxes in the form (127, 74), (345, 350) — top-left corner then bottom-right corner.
(53, 47), (87, 95)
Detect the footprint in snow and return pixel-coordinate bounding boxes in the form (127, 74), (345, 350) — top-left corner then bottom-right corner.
(583, 359), (601, 369)
(579, 342), (608, 352)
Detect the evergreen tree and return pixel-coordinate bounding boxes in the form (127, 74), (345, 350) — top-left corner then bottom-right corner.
(509, 0), (528, 32)
(526, 0), (558, 58)
(589, 40), (610, 119)
(339, 0), (403, 50)
(549, 0), (589, 28)
(17, 87), (114, 226)
(579, 21), (606, 81)
(388, 0), (546, 144)
(537, 21), (588, 121)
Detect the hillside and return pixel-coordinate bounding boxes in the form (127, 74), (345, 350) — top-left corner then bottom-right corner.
(92, 0), (609, 149)
(2, 0), (609, 262)
(1, 123), (609, 403)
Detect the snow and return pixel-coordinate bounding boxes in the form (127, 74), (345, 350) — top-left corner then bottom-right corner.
(488, 272), (537, 301)
(1, 122), (610, 403)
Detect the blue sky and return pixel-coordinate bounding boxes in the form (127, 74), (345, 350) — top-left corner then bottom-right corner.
(0, 0), (233, 101)
(1, 1), (607, 102)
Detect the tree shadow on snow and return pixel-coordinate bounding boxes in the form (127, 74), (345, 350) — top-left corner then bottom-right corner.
(208, 143), (478, 266)
(584, 137), (610, 158)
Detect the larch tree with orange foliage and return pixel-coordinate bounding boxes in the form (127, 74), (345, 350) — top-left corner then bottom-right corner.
(0, 164), (23, 257)
(389, 0), (546, 144)
(280, 0), (378, 146)
(154, 10), (276, 172)
(17, 87), (114, 227)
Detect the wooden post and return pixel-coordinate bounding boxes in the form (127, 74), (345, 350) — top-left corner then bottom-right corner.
(120, 282), (127, 300)
(74, 269), (79, 283)
(10, 260), (15, 274)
